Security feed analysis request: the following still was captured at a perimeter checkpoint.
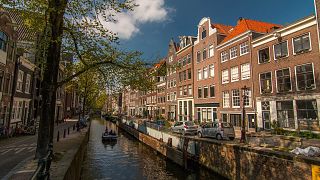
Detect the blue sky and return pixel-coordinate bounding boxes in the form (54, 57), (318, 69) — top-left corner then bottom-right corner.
(108, 0), (315, 62)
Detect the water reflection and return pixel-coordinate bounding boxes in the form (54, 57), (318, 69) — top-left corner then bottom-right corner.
(81, 119), (226, 180)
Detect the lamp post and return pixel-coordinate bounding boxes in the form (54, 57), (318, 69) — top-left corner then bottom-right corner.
(240, 86), (248, 143)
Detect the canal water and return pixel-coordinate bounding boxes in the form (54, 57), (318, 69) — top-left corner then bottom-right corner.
(81, 119), (226, 180)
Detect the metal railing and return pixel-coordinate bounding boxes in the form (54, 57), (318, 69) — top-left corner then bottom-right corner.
(31, 143), (53, 180)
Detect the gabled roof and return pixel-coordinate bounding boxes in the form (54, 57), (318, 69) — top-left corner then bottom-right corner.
(211, 23), (233, 35)
(220, 18), (281, 44)
(6, 8), (39, 42)
(154, 59), (166, 69)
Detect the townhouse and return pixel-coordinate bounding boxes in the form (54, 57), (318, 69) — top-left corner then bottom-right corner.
(217, 18), (281, 132)
(176, 36), (196, 121)
(155, 60), (166, 118)
(193, 17), (232, 123)
(252, 15), (320, 131)
(0, 8), (17, 127)
(165, 39), (178, 121)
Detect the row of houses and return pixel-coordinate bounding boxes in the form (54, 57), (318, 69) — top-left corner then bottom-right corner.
(0, 8), (81, 130)
(122, 2), (320, 133)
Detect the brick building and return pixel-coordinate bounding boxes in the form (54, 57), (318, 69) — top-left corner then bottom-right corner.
(165, 39), (178, 121)
(176, 36), (196, 121)
(217, 18), (281, 133)
(193, 17), (232, 123)
(0, 8), (17, 127)
(252, 15), (320, 131)
(155, 60), (166, 118)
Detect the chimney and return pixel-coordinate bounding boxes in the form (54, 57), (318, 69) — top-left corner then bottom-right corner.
(238, 17), (244, 24)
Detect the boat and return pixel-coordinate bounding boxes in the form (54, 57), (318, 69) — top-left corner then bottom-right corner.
(102, 132), (117, 141)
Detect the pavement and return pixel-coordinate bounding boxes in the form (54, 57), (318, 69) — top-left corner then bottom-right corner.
(0, 120), (77, 180)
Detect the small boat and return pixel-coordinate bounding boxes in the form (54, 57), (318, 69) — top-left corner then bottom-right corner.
(102, 132), (117, 141)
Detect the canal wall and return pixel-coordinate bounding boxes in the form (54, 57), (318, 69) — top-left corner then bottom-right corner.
(119, 119), (320, 180)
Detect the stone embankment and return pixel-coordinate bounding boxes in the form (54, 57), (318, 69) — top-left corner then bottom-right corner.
(118, 119), (320, 180)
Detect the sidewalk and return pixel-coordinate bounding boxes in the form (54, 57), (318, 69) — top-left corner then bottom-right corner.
(7, 123), (89, 180)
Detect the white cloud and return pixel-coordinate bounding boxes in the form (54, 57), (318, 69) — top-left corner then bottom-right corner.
(102, 0), (169, 40)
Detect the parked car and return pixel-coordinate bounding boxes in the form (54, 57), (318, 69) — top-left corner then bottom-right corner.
(171, 121), (198, 135)
(197, 122), (235, 140)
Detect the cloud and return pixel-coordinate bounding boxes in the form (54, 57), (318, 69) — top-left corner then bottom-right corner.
(102, 0), (169, 40)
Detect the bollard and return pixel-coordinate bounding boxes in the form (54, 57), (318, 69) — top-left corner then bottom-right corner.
(57, 131), (60, 142)
(63, 129), (66, 138)
(68, 127), (70, 135)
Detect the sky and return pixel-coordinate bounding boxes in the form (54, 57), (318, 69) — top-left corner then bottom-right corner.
(104, 0), (316, 62)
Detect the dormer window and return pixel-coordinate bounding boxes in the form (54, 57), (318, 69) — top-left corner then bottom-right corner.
(201, 28), (207, 39)
(0, 31), (8, 52)
(179, 37), (190, 49)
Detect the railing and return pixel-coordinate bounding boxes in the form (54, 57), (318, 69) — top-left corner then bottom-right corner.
(31, 143), (53, 180)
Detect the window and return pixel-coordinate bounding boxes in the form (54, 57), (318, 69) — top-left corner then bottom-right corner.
(295, 63), (315, 90)
(198, 87), (202, 98)
(168, 55), (173, 62)
(209, 45), (214, 57)
(25, 74), (31, 93)
(260, 72), (272, 94)
(201, 29), (207, 39)
(188, 85), (192, 96)
(179, 87), (183, 96)
(274, 41), (288, 59)
(209, 65), (214, 77)
(243, 89), (251, 107)
(296, 100), (318, 121)
(241, 63), (250, 80)
(231, 66), (239, 82)
(0, 31), (8, 51)
(221, 51), (228, 62)
(232, 89), (240, 107)
(17, 70), (24, 92)
(230, 114), (241, 127)
(276, 68), (291, 92)
(222, 69), (229, 84)
(4, 73), (11, 94)
(258, 47), (270, 63)
(187, 54), (191, 64)
(230, 46), (237, 59)
(203, 67), (208, 79)
(223, 91), (230, 108)
(293, 34), (311, 54)
(204, 86), (208, 98)
(197, 69), (202, 80)
(210, 85), (215, 97)
(183, 85), (187, 96)
(182, 57), (187, 66)
(197, 51), (201, 63)
(276, 101), (295, 128)
(167, 93), (170, 101)
(240, 41), (249, 55)
(202, 48), (207, 60)
(187, 69), (192, 79)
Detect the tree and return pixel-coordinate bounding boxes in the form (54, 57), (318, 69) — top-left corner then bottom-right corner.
(1, 0), (154, 159)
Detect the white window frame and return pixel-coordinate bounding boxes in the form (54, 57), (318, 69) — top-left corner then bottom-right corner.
(241, 63), (251, 80)
(258, 47), (270, 64)
(244, 89), (252, 107)
(222, 91), (230, 108)
(17, 70), (24, 92)
(25, 74), (31, 93)
(259, 71), (273, 94)
(232, 89), (240, 108)
(209, 64), (214, 77)
(203, 67), (208, 79)
(209, 45), (214, 57)
(231, 66), (239, 82)
(240, 41), (249, 56)
(273, 40), (289, 60)
(292, 32), (312, 55)
(294, 62), (316, 91)
(168, 55), (173, 62)
(275, 68), (292, 93)
(221, 51), (228, 62)
(222, 69), (229, 84)
(197, 69), (202, 80)
(230, 46), (238, 59)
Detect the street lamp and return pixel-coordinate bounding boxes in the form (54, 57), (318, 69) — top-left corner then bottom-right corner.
(240, 86), (248, 143)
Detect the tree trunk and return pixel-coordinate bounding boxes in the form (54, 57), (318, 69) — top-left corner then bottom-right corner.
(36, 0), (67, 159)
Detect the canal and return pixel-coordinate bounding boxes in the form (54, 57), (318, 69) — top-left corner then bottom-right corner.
(81, 118), (226, 180)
